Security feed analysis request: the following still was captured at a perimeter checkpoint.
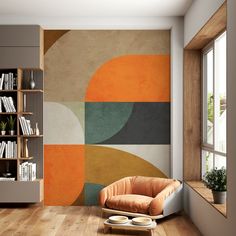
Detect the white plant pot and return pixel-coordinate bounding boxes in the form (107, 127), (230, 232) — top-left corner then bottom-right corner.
(9, 130), (15, 135)
(1, 131), (6, 135)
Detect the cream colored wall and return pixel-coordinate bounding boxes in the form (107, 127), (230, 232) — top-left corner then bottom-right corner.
(184, 1), (236, 235)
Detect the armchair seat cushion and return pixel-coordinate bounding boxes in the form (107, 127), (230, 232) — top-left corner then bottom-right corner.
(106, 194), (153, 214)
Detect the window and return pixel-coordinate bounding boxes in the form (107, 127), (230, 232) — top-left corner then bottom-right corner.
(202, 32), (227, 178)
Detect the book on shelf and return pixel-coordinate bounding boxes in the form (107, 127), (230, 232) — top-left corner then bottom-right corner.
(19, 116), (33, 135)
(0, 141), (17, 159)
(19, 162), (36, 181)
(0, 96), (16, 112)
(0, 177), (15, 181)
(0, 73), (17, 90)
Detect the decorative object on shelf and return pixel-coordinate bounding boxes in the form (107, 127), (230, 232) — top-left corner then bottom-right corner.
(2, 161), (12, 178)
(35, 122), (40, 135)
(0, 121), (7, 135)
(204, 167), (227, 204)
(22, 138), (29, 158)
(29, 70), (35, 89)
(7, 115), (16, 135)
(23, 94), (27, 112)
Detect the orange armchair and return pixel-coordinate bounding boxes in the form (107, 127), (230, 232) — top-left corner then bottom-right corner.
(99, 176), (182, 219)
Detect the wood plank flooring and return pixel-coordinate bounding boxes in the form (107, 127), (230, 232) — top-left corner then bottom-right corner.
(0, 206), (201, 236)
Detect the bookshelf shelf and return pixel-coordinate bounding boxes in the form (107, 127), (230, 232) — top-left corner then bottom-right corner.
(20, 112), (33, 115)
(0, 90), (43, 93)
(0, 135), (43, 138)
(0, 90), (18, 92)
(0, 112), (18, 115)
(19, 157), (33, 160)
(20, 89), (44, 93)
(0, 157), (33, 161)
(0, 112), (33, 115)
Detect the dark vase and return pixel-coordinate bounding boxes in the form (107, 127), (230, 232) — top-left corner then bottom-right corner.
(29, 70), (35, 89)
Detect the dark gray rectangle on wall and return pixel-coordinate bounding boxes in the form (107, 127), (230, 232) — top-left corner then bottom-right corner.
(99, 102), (170, 144)
(0, 47), (40, 68)
(0, 25), (41, 47)
(85, 102), (170, 144)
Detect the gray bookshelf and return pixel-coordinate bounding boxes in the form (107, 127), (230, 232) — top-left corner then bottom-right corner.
(0, 25), (44, 203)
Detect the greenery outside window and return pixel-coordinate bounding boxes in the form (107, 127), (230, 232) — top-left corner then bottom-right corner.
(202, 31), (227, 178)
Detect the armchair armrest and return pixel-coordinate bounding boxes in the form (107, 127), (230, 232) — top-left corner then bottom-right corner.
(99, 177), (133, 207)
(149, 180), (181, 216)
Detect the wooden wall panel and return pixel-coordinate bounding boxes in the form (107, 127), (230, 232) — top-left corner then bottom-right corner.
(184, 50), (201, 181)
(185, 2), (226, 49)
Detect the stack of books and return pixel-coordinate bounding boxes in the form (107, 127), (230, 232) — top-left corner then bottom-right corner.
(0, 73), (17, 90)
(19, 162), (36, 181)
(0, 141), (17, 158)
(19, 116), (33, 135)
(0, 96), (16, 112)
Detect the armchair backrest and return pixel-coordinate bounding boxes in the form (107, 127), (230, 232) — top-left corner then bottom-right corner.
(132, 176), (176, 198)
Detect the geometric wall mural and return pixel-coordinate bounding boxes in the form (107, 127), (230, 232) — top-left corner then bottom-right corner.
(44, 30), (170, 205)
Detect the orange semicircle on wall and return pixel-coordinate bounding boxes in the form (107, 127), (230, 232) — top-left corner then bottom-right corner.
(85, 55), (170, 102)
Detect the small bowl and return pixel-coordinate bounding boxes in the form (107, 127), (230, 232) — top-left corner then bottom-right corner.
(109, 215), (128, 224)
(132, 217), (152, 226)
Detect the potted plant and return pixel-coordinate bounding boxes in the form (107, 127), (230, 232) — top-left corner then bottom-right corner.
(7, 115), (16, 135)
(204, 167), (227, 204)
(0, 121), (7, 135)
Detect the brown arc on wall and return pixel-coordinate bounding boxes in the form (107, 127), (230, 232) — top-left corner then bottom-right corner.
(44, 30), (69, 54)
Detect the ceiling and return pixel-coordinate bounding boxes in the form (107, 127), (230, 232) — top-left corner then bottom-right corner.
(0, 0), (193, 17)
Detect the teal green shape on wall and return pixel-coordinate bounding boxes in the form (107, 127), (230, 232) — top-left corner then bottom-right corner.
(61, 102), (85, 130)
(85, 102), (134, 144)
(84, 183), (104, 205)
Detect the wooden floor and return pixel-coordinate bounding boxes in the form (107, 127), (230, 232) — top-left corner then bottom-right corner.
(0, 206), (201, 236)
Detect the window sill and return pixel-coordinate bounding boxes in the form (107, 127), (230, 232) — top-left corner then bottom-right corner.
(185, 181), (226, 217)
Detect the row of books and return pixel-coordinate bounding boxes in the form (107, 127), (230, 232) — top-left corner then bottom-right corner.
(0, 73), (17, 90)
(19, 162), (36, 181)
(0, 96), (16, 112)
(0, 141), (17, 158)
(19, 116), (33, 135)
(0, 177), (15, 181)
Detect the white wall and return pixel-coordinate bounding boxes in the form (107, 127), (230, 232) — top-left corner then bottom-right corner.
(184, 0), (224, 46)
(0, 16), (184, 180)
(184, 0), (236, 235)
(227, 0), (236, 228)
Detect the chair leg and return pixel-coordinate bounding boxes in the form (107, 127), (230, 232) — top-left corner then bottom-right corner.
(104, 226), (111, 234)
(150, 229), (154, 236)
(102, 211), (109, 219)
